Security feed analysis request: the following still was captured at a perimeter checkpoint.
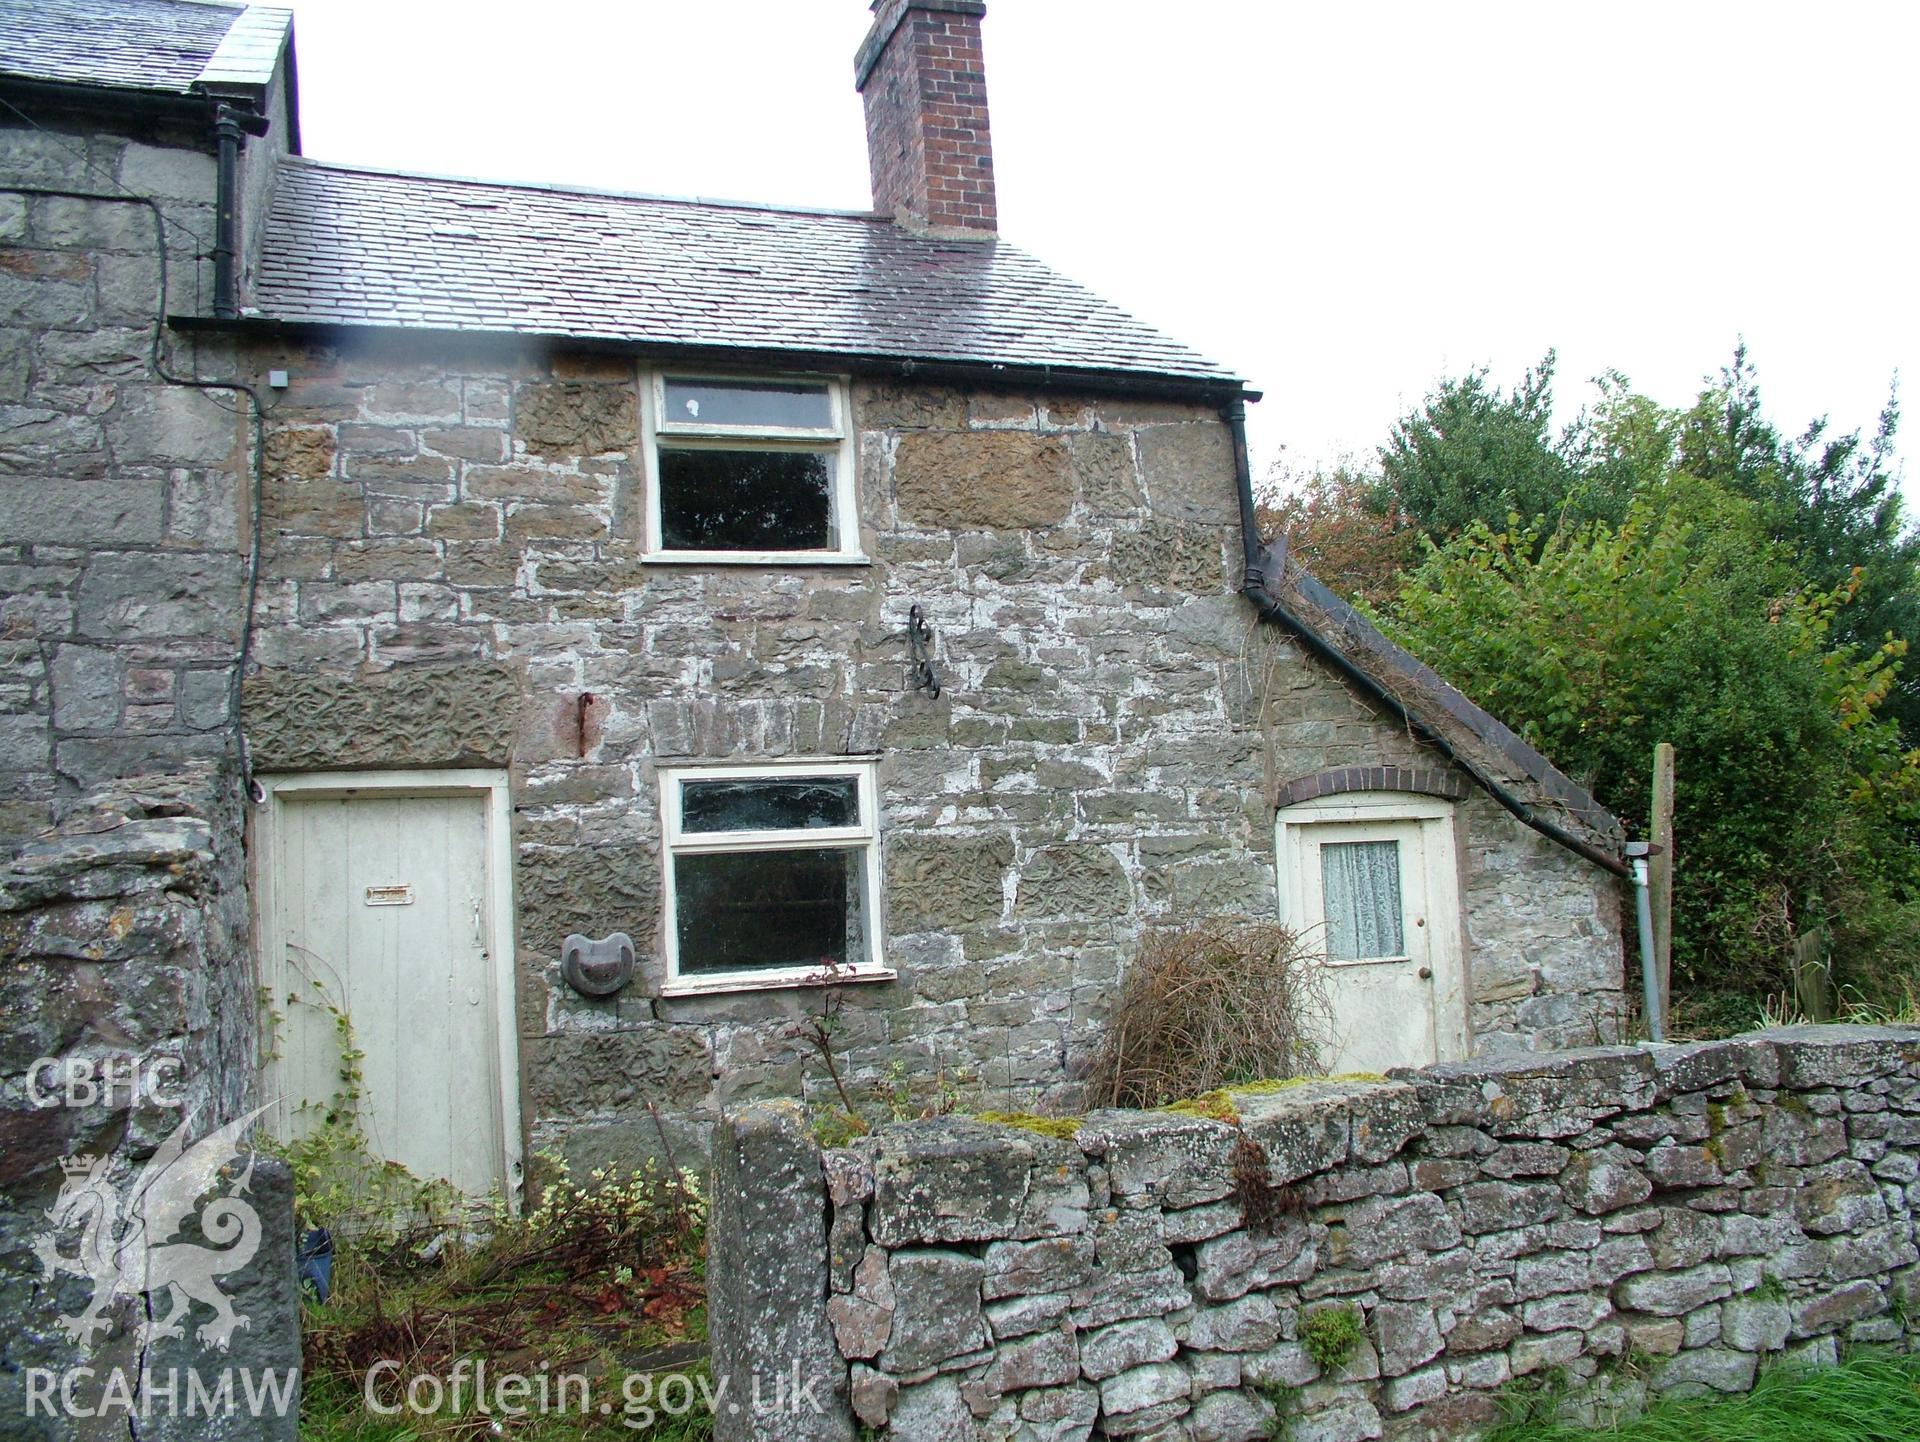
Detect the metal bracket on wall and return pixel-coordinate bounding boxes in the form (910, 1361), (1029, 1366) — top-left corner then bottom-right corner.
(907, 604), (940, 699)
(561, 932), (636, 997)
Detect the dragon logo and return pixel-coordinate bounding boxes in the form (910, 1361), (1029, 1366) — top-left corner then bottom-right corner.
(34, 1105), (272, 1350)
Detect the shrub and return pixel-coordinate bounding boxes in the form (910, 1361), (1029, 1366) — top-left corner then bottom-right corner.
(1082, 920), (1327, 1110)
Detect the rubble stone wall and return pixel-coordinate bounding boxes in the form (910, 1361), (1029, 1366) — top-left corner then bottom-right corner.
(231, 331), (1624, 1167)
(1, 118), (248, 837)
(709, 1027), (1920, 1442)
(0, 766), (296, 1438)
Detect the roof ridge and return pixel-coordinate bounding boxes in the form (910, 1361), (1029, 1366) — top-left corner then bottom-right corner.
(279, 155), (889, 223)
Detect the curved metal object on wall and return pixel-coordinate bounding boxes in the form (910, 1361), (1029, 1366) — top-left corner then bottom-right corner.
(561, 931), (636, 997)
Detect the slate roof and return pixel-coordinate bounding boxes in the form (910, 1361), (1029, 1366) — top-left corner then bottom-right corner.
(0, 0), (284, 96)
(249, 159), (1243, 387)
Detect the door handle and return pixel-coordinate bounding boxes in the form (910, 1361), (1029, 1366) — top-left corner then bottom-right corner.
(1418, 966), (1433, 980)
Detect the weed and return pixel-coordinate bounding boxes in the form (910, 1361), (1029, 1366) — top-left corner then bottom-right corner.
(790, 969), (861, 1118)
(811, 1108), (871, 1149)
(1229, 1132), (1304, 1235)
(301, 1155), (707, 1436)
(1247, 1377), (1295, 1439)
(1299, 1305), (1364, 1373)
(876, 1059), (911, 1120)
(1495, 1366), (1571, 1430)
(258, 985), (460, 1240)
(1752, 1272), (1788, 1302)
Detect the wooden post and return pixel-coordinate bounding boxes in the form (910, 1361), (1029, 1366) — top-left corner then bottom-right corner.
(1650, 743), (1675, 1027)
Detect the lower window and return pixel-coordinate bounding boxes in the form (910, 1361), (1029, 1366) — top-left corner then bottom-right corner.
(659, 760), (887, 993)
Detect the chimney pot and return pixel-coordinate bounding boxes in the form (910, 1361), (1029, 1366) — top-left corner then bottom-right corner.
(855, 0), (996, 237)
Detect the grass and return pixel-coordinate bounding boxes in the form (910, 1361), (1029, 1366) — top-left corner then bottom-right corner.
(1483, 1352), (1920, 1441)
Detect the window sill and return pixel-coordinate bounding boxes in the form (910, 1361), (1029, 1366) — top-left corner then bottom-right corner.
(643, 551), (872, 568)
(659, 966), (897, 998)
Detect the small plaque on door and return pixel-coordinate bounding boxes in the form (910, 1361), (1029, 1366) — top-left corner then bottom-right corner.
(364, 884), (415, 906)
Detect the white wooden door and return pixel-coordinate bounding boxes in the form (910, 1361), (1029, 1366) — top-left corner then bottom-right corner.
(264, 789), (508, 1198)
(1278, 799), (1467, 1074)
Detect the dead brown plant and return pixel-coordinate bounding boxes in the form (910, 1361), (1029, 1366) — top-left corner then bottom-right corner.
(1082, 919), (1329, 1109)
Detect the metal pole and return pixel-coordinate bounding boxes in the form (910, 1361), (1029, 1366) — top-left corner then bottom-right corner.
(1626, 841), (1664, 1042)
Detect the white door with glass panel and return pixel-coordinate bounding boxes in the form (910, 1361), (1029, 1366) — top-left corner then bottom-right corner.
(1277, 795), (1466, 1073)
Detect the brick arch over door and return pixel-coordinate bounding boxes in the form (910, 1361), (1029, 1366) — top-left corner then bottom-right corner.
(1275, 765), (1471, 810)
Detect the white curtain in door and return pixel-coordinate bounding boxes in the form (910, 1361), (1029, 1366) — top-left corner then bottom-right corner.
(1321, 839), (1404, 959)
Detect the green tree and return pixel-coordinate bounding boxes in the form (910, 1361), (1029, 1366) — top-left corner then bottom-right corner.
(1679, 345), (1920, 737)
(1382, 474), (1919, 1014)
(1378, 352), (1580, 541)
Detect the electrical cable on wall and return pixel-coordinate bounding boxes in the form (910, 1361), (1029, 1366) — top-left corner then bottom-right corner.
(3, 174), (269, 800)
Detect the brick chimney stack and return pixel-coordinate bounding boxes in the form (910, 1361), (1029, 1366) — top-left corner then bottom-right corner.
(855, 0), (996, 236)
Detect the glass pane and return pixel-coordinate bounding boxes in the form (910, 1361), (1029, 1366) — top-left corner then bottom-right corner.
(663, 378), (834, 430)
(675, 847), (868, 975)
(681, 776), (860, 833)
(657, 448), (834, 552)
(1321, 840), (1405, 960)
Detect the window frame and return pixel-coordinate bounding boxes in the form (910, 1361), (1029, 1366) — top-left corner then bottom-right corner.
(1313, 831), (1417, 965)
(640, 368), (866, 566)
(657, 757), (891, 996)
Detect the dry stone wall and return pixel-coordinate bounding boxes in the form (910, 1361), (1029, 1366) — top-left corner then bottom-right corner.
(708, 1027), (1920, 1442)
(232, 332), (1624, 1167)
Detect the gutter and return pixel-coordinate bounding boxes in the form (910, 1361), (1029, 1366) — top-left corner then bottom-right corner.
(166, 314), (1259, 406)
(1220, 398), (1631, 881)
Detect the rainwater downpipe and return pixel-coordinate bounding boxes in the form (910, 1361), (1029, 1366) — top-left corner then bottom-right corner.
(1626, 842), (1665, 1042)
(212, 102), (268, 319)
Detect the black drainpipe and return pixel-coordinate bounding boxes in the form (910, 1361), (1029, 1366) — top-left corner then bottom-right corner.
(211, 102), (270, 320)
(1222, 397), (1631, 881)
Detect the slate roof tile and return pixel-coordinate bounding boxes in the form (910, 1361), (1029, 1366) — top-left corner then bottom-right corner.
(0, 0), (274, 95)
(252, 160), (1242, 386)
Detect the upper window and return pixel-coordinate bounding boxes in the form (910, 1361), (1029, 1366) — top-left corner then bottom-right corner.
(658, 760), (889, 994)
(642, 373), (863, 564)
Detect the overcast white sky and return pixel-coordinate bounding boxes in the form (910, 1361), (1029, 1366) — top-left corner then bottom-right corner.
(278, 0), (1917, 494)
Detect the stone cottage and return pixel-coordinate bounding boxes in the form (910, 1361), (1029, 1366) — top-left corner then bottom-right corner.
(1, 0), (1629, 1217)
